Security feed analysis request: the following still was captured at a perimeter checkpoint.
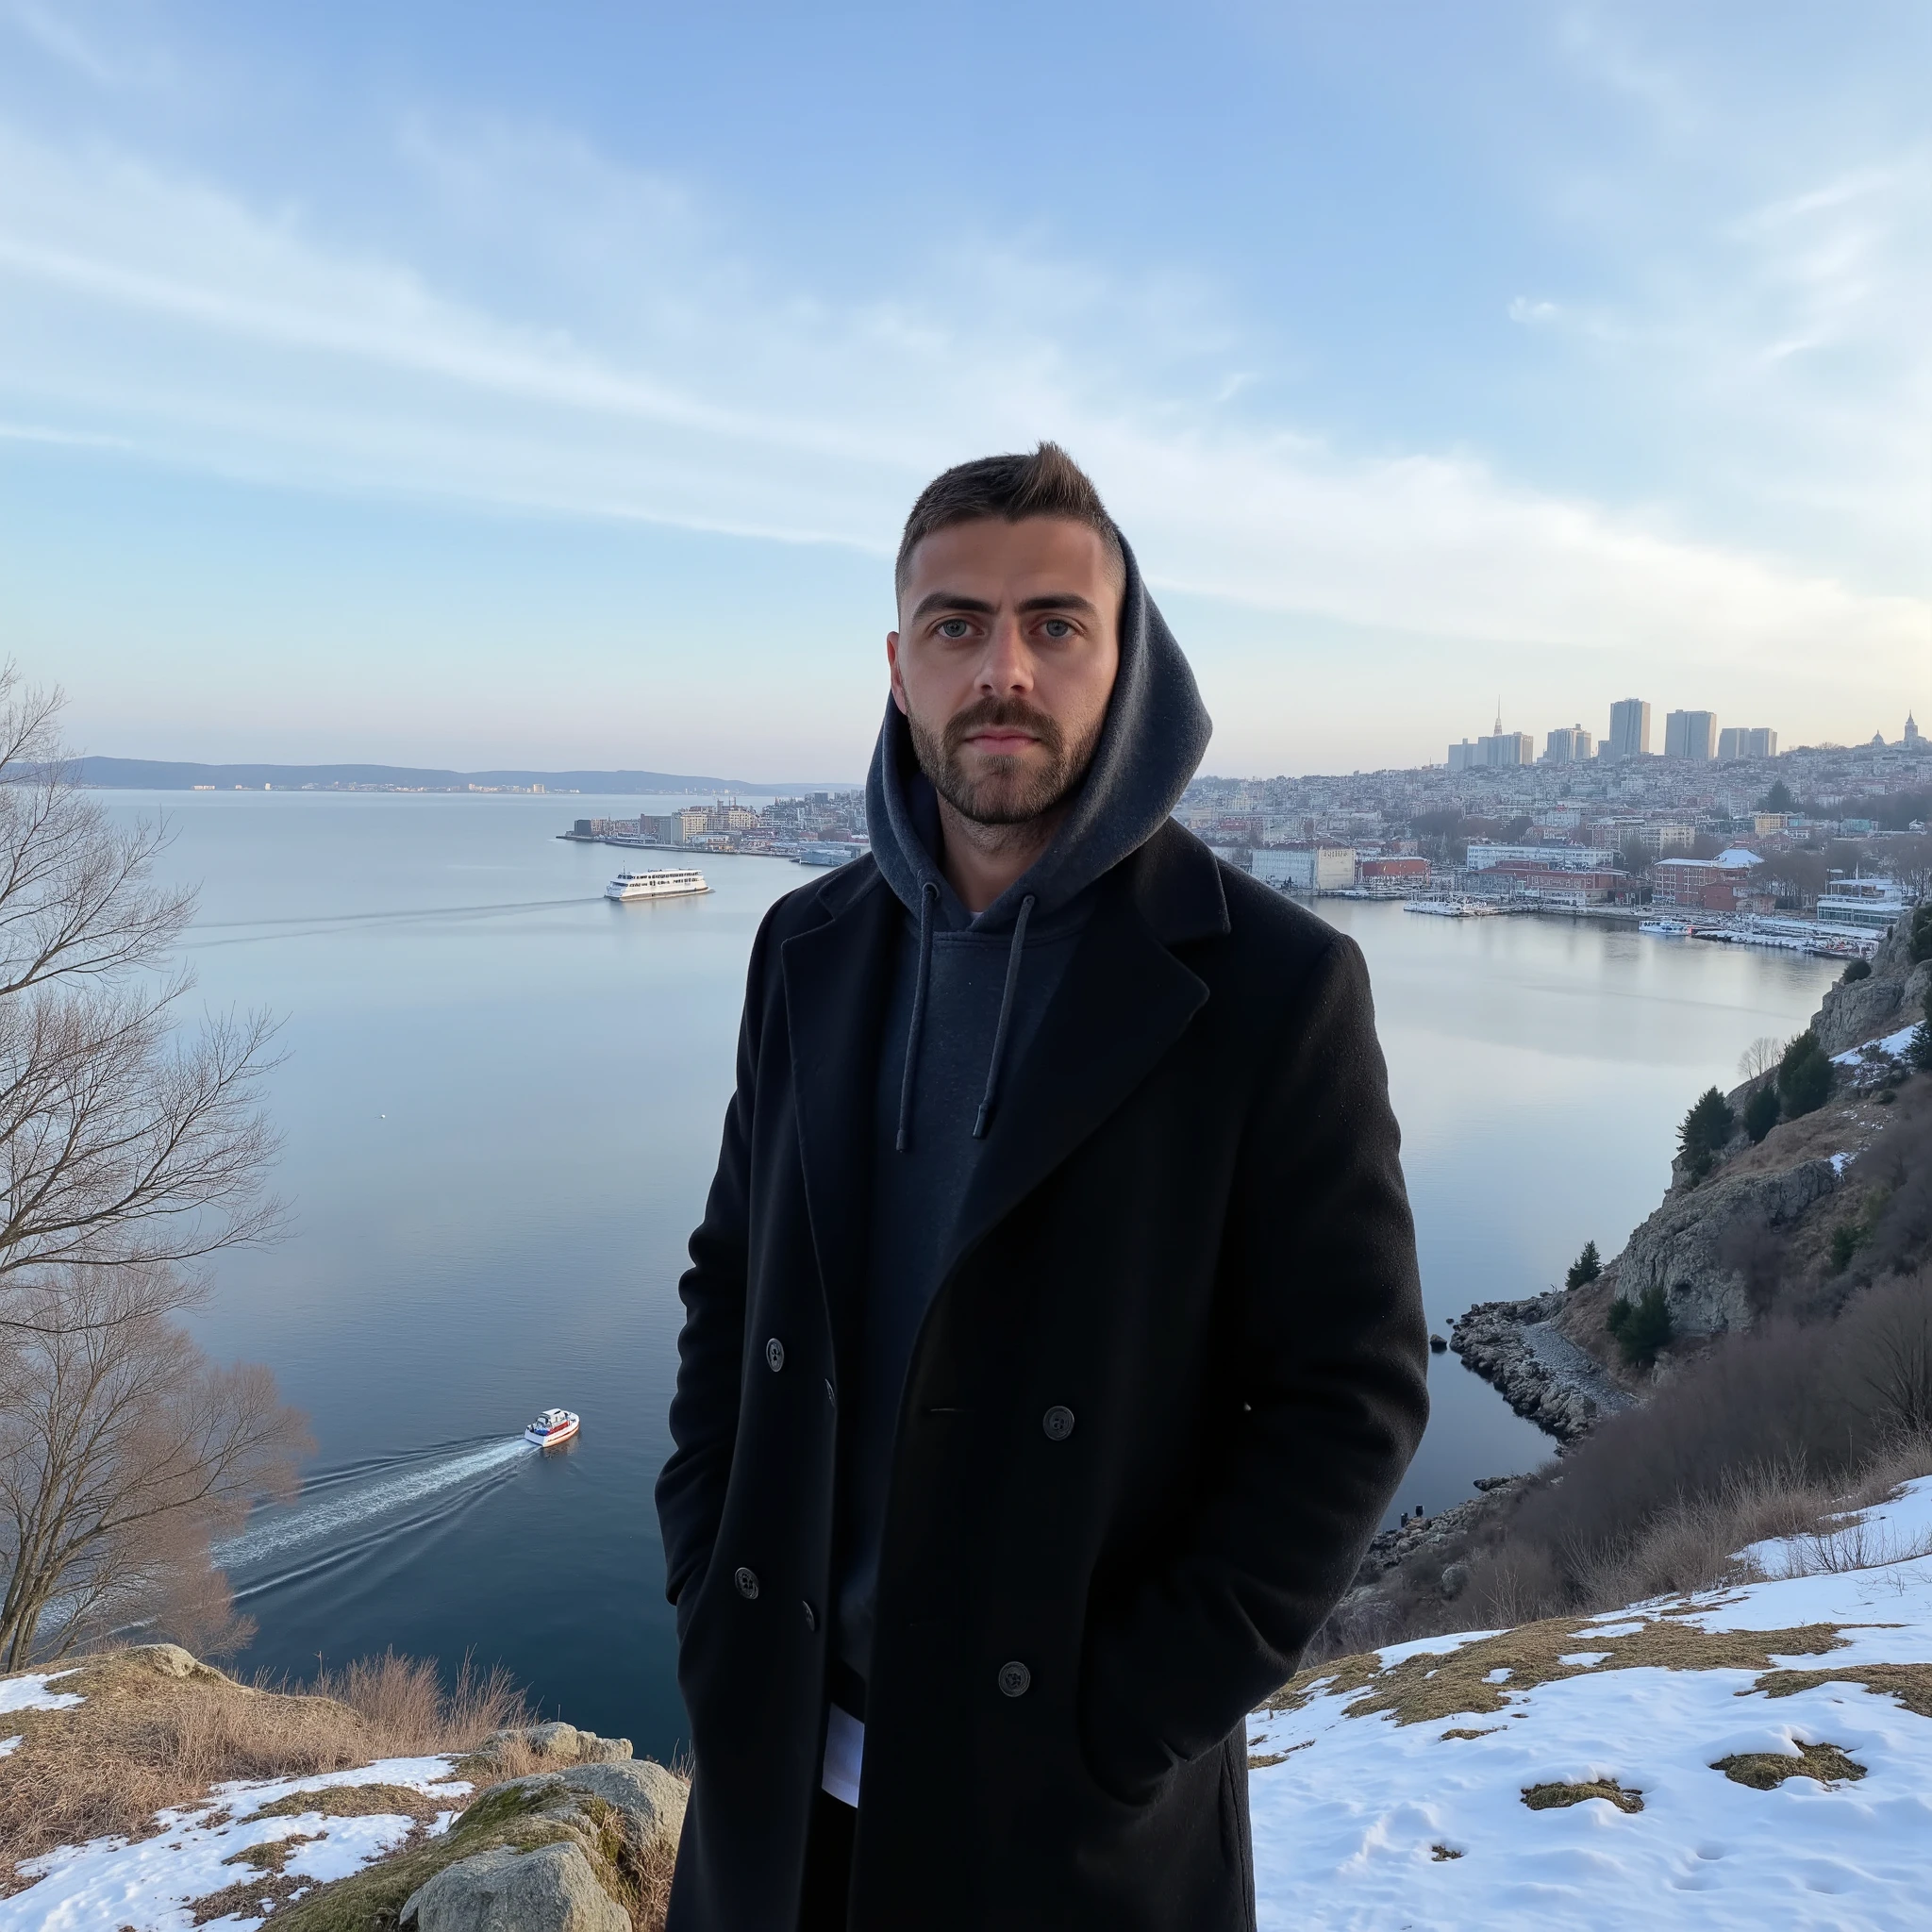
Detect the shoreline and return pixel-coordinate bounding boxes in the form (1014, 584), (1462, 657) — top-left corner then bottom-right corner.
(1450, 1291), (1639, 1443)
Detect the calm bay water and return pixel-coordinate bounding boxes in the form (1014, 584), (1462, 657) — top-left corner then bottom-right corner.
(107, 791), (1840, 1761)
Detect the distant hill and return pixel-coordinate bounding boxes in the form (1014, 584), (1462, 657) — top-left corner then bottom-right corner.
(75, 758), (849, 795)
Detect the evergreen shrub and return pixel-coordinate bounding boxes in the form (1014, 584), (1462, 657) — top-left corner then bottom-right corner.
(1677, 1086), (1736, 1181)
(1777, 1032), (1832, 1117)
(1606, 1284), (1674, 1367)
(1742, 1083), (1780, 1143)
(1565, 1241), (1601, 1291)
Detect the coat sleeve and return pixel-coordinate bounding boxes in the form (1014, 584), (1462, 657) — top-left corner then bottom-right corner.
(1080, 931), (1430, 1801)
(653, 906), (774, 1611)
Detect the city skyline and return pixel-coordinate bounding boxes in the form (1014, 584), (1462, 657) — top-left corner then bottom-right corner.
(2, 4), (1926, 779)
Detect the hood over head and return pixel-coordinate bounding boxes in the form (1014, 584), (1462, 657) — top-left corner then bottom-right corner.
(865, 533), (1213, 930)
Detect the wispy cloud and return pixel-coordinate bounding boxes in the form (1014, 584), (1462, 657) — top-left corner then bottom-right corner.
(3, 109), (1921, 693)
(0, 0), (172, 90)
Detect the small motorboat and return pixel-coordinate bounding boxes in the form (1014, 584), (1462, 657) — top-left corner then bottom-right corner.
(525, 1407), (580, 1448)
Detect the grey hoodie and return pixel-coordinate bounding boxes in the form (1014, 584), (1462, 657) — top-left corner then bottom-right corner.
(833, 537), (1212, 1701)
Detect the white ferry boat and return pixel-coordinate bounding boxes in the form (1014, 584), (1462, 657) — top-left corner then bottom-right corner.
(1404, 898), (1497, 919)
(1638, 917), (1694, 937)
(525, 1407), (579, 1447)
(605, 868), (709, 902)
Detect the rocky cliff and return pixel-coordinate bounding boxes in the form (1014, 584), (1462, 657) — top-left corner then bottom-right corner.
(1457, 912), (1921, 1434)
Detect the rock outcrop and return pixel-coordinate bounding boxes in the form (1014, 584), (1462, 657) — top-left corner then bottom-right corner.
(472, 1721), (635, 1768)
(1815, 921), (1924, 1057)
(404, 1841), (630, 1932)
(397, 1759), (688, 1932)
(1352, 1474), (1536, 1592)
(1594, 1155), (1842, 1338)
(1451, 1292), (1638, 1440)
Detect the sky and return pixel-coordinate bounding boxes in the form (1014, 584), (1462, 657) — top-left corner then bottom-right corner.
(0, 1), (1926, 782)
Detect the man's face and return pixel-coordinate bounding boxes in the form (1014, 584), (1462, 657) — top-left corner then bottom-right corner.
(888, 516), (1123, 827)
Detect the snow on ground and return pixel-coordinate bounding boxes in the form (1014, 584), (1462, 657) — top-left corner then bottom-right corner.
(1248, 1475), (1932, 1931)
(1, 1757), (471, 1932)
(1832, 1024), (1919, 1070)
(0, 1669), (84, 1716)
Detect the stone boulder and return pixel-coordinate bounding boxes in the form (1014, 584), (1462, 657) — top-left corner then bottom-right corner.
(401, 1842), (628, 1932)
(475, 1721), (634, 1767)
(1605, 1155), (1841, 1336)
(399, 1759), (688, 1932)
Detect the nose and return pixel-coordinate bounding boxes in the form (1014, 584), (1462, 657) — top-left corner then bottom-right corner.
(977, 612), (1036, 696)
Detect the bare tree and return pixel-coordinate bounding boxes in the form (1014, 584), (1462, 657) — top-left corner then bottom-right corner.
(0, 668), (303, 1662)
(0, 670), (282, 1307)
(1738, 1036), (1785, 1082)
(0, 1262), (309, 1666)
(1841, 1273), (1932, 1445)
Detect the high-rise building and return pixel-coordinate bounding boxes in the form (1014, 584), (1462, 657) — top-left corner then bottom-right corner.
(1446, 739), (1478, 772)
(1664, 709), (1718, 760)
(1718, 725), (1779, 760)
(1477, 731), (1534, 767)
(1543, 725), (1591, 763)
(1905, 715), (1923, 749)
(1605, 699), (1652, 760)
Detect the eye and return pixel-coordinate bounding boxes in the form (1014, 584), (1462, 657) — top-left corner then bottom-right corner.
(1041, 618), (1074, 640)
(936, 618), (972, 640)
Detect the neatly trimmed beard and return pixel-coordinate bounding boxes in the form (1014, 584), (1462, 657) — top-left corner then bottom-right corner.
(908, 694), (1103, 827)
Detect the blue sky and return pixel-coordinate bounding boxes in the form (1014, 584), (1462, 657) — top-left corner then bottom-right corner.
(1, 2), (1925, 780)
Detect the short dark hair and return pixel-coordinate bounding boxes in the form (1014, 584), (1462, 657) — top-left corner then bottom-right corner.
(894, 441), (1124, 600)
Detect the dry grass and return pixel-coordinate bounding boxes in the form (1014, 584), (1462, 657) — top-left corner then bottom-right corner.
(188, 1868), (309, 1924)
(1752, 1661), (1932, 1718)
(1522, 1778), (1643, 1813)
(1267, 1615), (1853, 1728)
(246, 1783), (450, 1827)
(0, 1645), (526, 1885)
(1713, 1741), (1866, 1789)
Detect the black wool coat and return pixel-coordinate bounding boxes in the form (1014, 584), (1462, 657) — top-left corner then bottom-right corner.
(656, 821), (1429, 1930)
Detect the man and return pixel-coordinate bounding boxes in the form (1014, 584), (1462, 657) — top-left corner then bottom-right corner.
(657, 443), (1428, 1929)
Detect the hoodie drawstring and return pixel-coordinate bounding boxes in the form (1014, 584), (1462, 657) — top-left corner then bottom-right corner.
(973, 894), (1035, 1140)
(894, 882), (939, 1153)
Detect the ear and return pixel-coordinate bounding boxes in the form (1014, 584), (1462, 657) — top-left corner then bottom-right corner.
(886, 631), (908, 716)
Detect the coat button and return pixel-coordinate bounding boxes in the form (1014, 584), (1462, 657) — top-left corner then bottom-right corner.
(1041, 1405), (1075, 1441)
(734, 1567), (759, 1600)
(802, 1600), (817, 1631)
(766, 1337), (785, 1373)
(997, 1660), (1031, 1698)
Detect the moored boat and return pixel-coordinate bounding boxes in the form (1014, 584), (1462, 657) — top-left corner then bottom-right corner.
(525, 1407), (580, 1447)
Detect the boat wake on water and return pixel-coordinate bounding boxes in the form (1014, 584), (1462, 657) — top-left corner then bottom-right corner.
(214, 1436), (537, 1599)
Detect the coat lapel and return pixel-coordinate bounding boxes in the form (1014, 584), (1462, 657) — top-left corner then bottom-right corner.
(939, 830), (1225, 1284)
(781, 863), (899, 1350)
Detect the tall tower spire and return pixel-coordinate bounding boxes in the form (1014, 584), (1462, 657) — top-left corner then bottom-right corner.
(1493, 697), (1503, 736)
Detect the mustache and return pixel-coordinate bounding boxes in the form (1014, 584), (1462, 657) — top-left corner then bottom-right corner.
(940, 697), (1067, 759)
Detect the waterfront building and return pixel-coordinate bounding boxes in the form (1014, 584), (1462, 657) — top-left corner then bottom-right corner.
(1259, 845), (1357, 891)
(1466, 842), (1616, 872)
(1358, 857), (1429, 881)
(1605, 698), (1652, 760)
(1664, 709), (1718, 760)
(1542, 725), (1592, 763)
(1816, 878), (1907, 932)
(1653, 849), (1764, 913)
